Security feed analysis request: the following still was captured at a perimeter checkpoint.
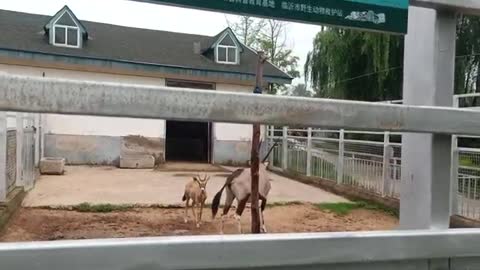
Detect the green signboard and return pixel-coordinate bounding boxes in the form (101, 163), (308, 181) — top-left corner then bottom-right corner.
(151, 0), (409, 34)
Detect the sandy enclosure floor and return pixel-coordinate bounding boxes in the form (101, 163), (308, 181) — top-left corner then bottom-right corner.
(0, 204), (398, 242)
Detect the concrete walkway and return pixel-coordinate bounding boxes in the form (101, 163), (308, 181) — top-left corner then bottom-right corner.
(23, 166), (348, 207)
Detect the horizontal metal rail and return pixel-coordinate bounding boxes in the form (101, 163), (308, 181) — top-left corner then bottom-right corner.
(1, 229), (480, 269)
(411, 0), (480, 15)
(454, 93), (480, 98)
(458, 147), (480, 153)
(1, 74), (480, 135)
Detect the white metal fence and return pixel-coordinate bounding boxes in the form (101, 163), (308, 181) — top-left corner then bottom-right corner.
(265, 93), (480, 221)
(452, 93), (480, 219)
(0, 112), (38, 201)
(267, 127), (402, 197)
(267, 124), (480, 221)
(2, 69), (480, 268)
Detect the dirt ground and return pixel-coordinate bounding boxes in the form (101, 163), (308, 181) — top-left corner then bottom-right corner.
(0, 204), (398, 242)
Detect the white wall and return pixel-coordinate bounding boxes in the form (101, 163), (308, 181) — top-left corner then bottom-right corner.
(0, 64), (166, 138)
(215, 84), (266, 141)
(43, 114), (165, 137)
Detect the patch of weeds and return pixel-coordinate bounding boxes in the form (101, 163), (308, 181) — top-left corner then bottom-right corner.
(315, 201), (398, 216)
(354, 200), (398, 217)
(315, 202), (361, 215)
(72, 203), (134, 213)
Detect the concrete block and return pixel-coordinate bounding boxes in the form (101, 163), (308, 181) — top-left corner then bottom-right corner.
(120, 155), (155, 169)
(40, 158), (65, 175)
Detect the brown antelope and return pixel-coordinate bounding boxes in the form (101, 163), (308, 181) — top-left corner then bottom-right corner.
(182, 174), (210, 228)
(211, 163), (271, 234)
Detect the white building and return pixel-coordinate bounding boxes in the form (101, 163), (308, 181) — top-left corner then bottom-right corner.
(0, 6), (292, 166)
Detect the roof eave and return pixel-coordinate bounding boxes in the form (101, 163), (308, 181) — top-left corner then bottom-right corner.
(0, 48), (292, 85)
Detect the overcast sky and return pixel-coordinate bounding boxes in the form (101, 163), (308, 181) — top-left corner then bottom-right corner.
(0, 0), (322, 85)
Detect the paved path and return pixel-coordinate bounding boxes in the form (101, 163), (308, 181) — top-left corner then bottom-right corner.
(23, 166), (348, 207)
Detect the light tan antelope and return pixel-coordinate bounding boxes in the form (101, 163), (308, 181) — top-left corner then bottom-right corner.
(182, 174), (210, 228)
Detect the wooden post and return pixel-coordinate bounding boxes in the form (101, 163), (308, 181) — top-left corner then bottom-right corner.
(251, 52), (266, 234)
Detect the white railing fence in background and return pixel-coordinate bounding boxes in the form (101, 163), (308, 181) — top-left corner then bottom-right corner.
(267, 127), (402, 198)
(266, 122), (480, 221)
(266, 94), (480, 221)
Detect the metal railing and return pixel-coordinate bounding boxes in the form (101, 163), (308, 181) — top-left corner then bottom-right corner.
(2, 74), (480, 268)
(268, 127), (403, 198)
(267, 125), (480, 220)
(0, 111), (37, 201)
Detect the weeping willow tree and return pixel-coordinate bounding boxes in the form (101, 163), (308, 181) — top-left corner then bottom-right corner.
(304, 28), (404, 101)
(455, 15), (480, 97)
(305, 15), (480, 102)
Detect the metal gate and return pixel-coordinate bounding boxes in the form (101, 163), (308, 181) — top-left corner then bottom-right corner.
(22, 127), (35, 188)
(6, 130), (16, 193)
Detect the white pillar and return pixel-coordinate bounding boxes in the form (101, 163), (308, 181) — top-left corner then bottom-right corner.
(400, 7), (456, 230)
(15, 113), (24, 187)
(267, 126), (274, 166)
(34, 113), (40, 166)
(282, 126), (288, 170)
(451, 96), (460, 216)
(306, 128), (312, 177)
(0, 112), (7, 202)
(450, 136), (459, 216)
(382, 132), (391, 197)
(337, 129), (345, 184)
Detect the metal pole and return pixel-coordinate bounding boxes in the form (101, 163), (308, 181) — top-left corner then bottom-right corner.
(250, 52), (266, 234)
(15, 113), (23, 187)
(268, 126), (274, 166)
(451, 136), (459, 215)
(400, 7), (456, 230)
(306, 128), (312, 177)
(451, 96), (460, 215)
(337, 129), (345, 184)
(382, 132), (391, 197)
(282, 126), (288, 170)
(0, 111), (6, 202)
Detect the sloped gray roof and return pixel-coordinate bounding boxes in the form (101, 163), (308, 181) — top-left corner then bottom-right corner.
(0, 9), (292, 83)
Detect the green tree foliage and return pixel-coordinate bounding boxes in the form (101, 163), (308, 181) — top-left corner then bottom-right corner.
(304, 28), (403, 101)
(305, 15), (480, 102)
(455, 15), (480, 97)
(228, 16), (300, 94)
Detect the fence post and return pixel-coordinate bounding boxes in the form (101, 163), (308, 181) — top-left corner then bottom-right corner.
(382, 132), (391, 197)
(282, 126), (288, 171)
(337, 129), (344, 184)
(15, 113), (24, 187)
(306, 128), (312, 177)
(0, 112), (7, 202)
(267, 126), (273, 166)
(450, 135), (459, 215)
(34, 113), (40, 166)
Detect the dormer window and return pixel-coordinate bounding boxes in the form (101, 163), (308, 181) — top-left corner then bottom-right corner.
(45, 6), (87, 49)
(216, 34), (239, 65)
(53, 26), (79, 48)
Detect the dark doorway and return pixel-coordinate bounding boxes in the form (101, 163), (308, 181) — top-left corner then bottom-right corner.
(165, 79), (215, 163)
(166, 121), (210, 162)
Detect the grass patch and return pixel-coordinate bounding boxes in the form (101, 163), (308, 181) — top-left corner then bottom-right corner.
(72, 203), (134, 213)
(315, 201), (398, 216)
